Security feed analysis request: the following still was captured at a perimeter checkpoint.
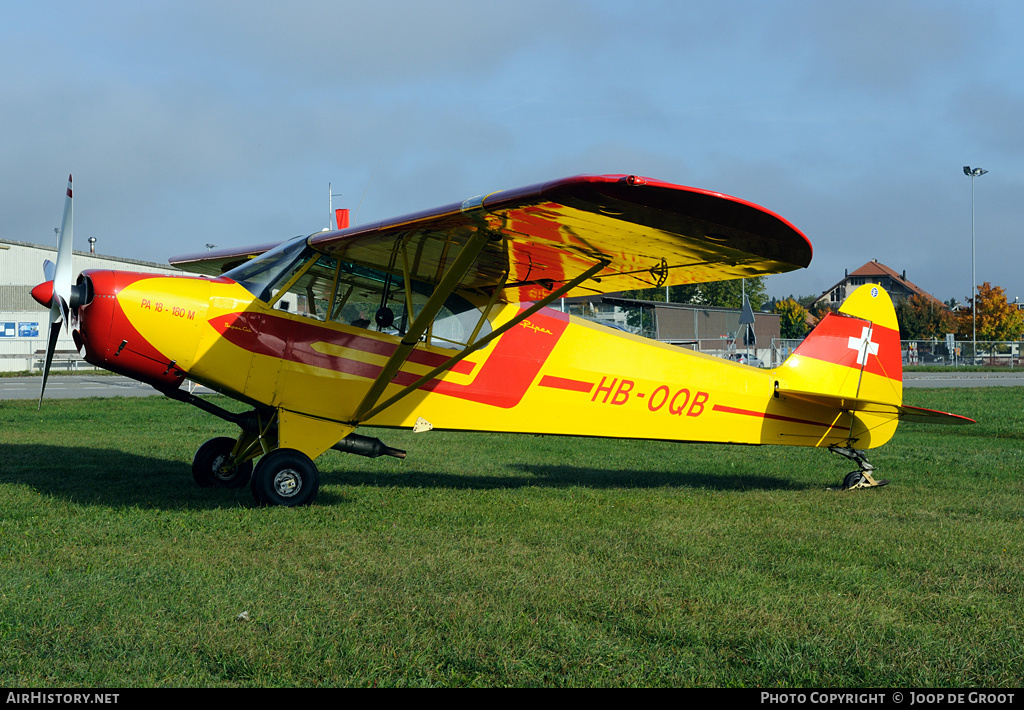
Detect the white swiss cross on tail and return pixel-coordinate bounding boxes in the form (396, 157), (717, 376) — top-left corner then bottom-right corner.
(848, 326), (879, 365)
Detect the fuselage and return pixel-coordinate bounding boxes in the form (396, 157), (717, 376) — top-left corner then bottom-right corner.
(69, 268), (894, 454)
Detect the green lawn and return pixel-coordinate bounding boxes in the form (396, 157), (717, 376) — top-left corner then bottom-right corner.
(1, 388), (1022, 687)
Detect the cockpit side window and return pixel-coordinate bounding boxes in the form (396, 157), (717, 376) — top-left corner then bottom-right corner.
(224, 239), (492, 349)
(322, 261), (493, 349)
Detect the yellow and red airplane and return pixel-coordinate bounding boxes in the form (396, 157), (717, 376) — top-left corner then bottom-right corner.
(32, 174), (972, 506)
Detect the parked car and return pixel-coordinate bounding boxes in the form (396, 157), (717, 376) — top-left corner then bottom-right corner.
(725, 352), (766, 368)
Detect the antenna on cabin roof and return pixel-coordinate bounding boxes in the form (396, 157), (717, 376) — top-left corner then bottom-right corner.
(329, 183), (345, 230)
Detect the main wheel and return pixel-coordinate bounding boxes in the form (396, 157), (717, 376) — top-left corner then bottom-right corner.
(250, 448), (320, 507)
(193, 437), (253, 489)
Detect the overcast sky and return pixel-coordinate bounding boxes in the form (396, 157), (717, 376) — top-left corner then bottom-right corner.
(3, 0), (1022, 304)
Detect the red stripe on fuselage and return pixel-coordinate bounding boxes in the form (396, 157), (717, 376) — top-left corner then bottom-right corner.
(209, 312), (477, 375)
(538, 375), (594, 393)
(417, 308), (568, 407)
(712, 404), (851, 431)
(209, 307), (569, 409)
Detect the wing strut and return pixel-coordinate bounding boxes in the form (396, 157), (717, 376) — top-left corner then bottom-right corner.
(352, 227), (495, 420)
(354, 258), (609, 424)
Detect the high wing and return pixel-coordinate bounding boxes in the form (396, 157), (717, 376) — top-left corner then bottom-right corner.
(171, 174), (811, 301)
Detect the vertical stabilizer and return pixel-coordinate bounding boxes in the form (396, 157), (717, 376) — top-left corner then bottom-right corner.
(779, 284), (902, 407)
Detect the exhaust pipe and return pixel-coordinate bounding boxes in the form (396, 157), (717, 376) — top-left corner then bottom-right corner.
(332, 433), (406, 459)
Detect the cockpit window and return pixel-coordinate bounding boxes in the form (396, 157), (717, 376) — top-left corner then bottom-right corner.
(223, 237), (492, 349)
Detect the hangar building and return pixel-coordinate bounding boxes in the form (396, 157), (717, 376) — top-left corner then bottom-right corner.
(0, 238), (179, 373)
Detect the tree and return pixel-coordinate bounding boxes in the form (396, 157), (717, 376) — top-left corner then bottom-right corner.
(809, 302), (836, 319)
(690, 277), (768, 310)
(774, 298), (809, 339)
(958, 282), (1024, 342)
(894, 294), (954, 340)
(795, 293), (820, 309)
(618, 286), (668, 303)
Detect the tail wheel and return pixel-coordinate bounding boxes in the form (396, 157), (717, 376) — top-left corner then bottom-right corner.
(193, 436), (253, 489)
(251, 449), (320, 507)
(842, 471), (866, 490)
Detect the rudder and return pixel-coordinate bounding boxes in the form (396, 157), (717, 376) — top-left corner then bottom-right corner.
(779, 284), (902, 406)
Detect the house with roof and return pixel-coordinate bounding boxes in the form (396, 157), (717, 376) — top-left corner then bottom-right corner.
(811, 259), (947, 311)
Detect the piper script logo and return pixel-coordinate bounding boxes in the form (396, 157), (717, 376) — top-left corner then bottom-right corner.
(519, 319), (553, 335)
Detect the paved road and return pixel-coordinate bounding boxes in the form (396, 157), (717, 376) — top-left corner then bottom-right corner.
(0, 375), (213, 400)
(2, 371), (1021, 401)
(903, 372), (1024, 388)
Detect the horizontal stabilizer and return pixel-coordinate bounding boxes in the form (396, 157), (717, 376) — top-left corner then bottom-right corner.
(897, 404), (976, 425)
(778, 388), (975, 425)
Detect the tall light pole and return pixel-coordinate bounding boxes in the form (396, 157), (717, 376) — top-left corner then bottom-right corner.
(963, 166), (987, 362)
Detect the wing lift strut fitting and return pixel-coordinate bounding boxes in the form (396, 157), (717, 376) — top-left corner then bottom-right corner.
(351, 227), (610, 424)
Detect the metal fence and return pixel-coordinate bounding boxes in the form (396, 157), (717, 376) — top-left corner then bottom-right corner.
(899, 340), (1022, 368)
(761, 338), (1024, 369)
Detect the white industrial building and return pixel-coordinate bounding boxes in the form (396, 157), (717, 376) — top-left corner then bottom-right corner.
(0, 238), (179, 373)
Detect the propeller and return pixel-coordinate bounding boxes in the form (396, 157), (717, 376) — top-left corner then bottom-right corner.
(31, 175), (76, 407)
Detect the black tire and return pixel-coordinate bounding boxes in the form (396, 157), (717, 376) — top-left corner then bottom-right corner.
(250, 448), (320, 507)
(842, 471), (865, 490)
(192, 436), (253, 489)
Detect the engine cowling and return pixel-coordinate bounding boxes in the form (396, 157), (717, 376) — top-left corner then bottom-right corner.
(73, 269), (189, 390)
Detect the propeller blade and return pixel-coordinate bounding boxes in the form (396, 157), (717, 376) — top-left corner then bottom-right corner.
(53, 175), (74, 308)
(38, 318), (62, 408)
(37, 174), (75, 408)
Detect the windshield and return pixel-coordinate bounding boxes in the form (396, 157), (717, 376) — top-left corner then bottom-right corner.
(222, 236), (311, 302)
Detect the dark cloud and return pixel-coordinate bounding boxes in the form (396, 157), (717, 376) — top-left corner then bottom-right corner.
(2, 1), (1022, 302)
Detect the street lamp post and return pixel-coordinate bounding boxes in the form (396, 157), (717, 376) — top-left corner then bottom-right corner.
(963, 166), (988, 363)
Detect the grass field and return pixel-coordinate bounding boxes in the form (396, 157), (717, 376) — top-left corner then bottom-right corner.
(1, 387), (1022, 687)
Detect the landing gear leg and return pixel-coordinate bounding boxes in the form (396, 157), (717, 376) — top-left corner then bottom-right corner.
(192, 436), (254, 489)
(190, 409), (276, 491)
(828, 446), (889, 490)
